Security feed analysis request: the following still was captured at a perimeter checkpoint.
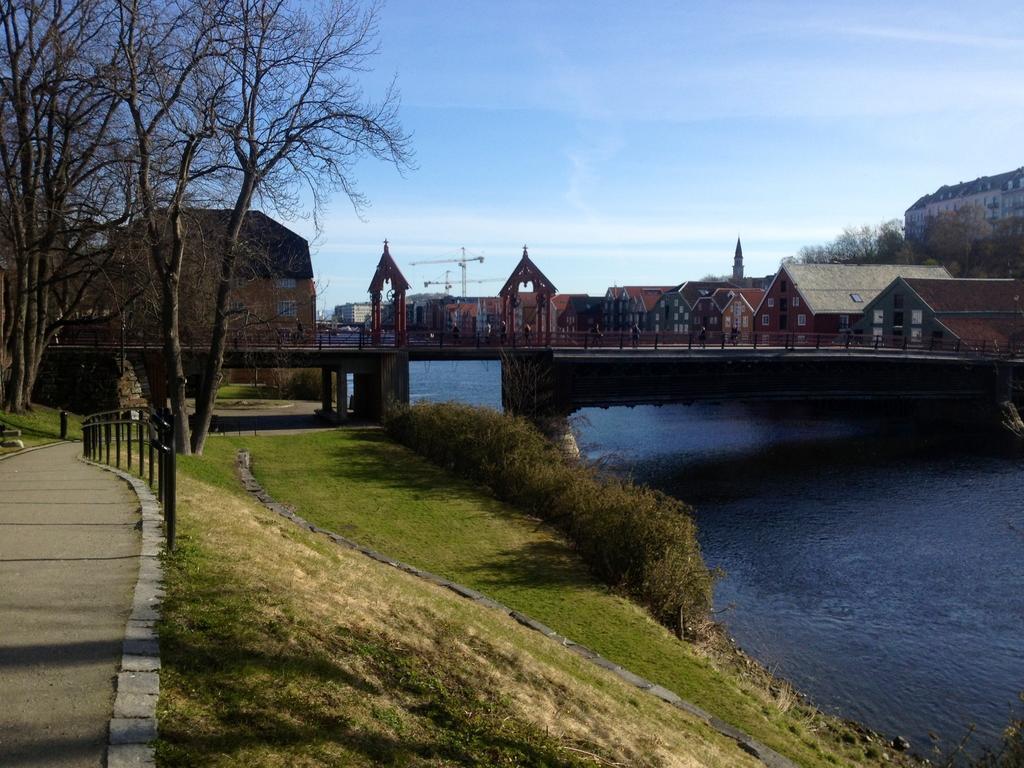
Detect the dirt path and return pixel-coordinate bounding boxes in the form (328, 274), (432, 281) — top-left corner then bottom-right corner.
(0, 443), (140, 767)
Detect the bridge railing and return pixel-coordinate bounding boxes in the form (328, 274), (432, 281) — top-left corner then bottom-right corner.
(55, 323), (1023, 360)
(82, 408), (176, 550)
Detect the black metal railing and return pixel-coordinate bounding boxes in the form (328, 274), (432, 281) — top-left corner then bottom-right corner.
(82, 408), (176, 550)
(55, 323), (1024, 360)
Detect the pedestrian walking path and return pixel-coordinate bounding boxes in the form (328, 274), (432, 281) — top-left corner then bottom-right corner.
(0, 443), (140, 767)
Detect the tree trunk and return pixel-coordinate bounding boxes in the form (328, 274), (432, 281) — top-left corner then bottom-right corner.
(190, 180), (255, 454)
(5, 256), (30, 412)
(161, 271), (191, 455)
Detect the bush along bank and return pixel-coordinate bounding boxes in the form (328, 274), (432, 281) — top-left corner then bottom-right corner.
(384, 402), (714, 638)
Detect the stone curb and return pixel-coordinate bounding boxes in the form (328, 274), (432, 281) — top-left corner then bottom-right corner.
(80, 457), (162, 768)
(235, 450), (797, 768)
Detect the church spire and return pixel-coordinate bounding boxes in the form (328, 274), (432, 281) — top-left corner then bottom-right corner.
(733, 236), (744, 282)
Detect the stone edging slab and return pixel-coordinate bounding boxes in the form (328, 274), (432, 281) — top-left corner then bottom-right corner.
(80, 458), (163, 768)
(235, 449), (796, 768)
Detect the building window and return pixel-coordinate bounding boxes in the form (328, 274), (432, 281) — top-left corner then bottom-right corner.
(793, 296), (800, 307)
(767, 298), (775, 308)
(278, 300), (297, 317)
(780, 298), (788, 311)
(911, 327), (922, 341)
(797, 314), (806, 326)
(276, 278), (297, 289)
(873, 326), (883, 337)
(873, 309), (884, 324)
(912, 309), (923, 325)
(894, 293), (904, 309)
(839, 314), (850, 330)
(893, 311), (904, 327)
(761, 315), (769, 326)
(850, 293), (863, 303)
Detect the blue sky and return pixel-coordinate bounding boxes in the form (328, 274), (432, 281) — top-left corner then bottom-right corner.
(282, 0), (1024, 308)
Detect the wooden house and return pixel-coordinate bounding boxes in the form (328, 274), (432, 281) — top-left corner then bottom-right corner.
(851, 277), (1024, 349)
(754, 263), (952, 337)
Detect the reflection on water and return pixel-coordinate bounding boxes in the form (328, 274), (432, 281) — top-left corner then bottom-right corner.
(410, 361), (1024, 754)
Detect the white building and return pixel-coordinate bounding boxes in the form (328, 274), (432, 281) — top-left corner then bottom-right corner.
(906, 166), (1024, 239)
(333, 302), (372, 324)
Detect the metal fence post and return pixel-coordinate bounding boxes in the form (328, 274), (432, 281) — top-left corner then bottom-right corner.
(165, 419), (176, 551)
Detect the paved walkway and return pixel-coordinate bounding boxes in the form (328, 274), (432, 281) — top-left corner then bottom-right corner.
(0, 443), (140, 767)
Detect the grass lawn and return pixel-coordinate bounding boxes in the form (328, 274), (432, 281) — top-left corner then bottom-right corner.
(0, 405), (81, 454)
(164, 449), (761, 766)
(196, 430), (903, 768)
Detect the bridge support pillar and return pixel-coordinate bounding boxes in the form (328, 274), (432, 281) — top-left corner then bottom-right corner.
(335, 367), (348, 421)
(320, 367), (334, 415)
(350, 351), (409, 422)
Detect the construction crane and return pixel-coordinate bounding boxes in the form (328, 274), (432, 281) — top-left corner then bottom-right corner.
(410, 247), (485, 299)
(423, 272), (502, 294)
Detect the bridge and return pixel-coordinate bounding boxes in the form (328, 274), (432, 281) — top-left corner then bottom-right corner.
(46, 327), (1024, 427)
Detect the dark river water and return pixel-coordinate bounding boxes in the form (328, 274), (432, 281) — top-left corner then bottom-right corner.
(409, 360), (1024, 756)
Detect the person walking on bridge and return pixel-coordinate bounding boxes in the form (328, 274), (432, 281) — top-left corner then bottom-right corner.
(631, 322), (641, 348)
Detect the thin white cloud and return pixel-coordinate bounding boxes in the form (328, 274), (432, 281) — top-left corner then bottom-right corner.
(830, 24), (1024, 50)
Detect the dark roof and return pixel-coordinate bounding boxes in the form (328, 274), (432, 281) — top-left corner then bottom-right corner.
(678, 280), (736, 306)
(936, 317), (1024, 347)
(572, 295), (602, 311)
(904, 278), (1024, 313)
(186, 209), (313, 279)
(906, 167), (1024, 212)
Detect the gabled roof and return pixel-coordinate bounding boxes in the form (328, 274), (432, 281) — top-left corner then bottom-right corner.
(710, 288), (735, 311)
(903, 278), (1023, 313)
(368, 240), (411, 293)
(187, 208), (313, 279)
(500, 246), (557, 296)
(551, 294), (583, 312)
(782, 263), (952, 314)
(605, 286), (626, 300)
(693, 295), (722, 313)
(626, 286), (672, 312)
(675, 280), (737, 307)
(734, 288), (765, 308)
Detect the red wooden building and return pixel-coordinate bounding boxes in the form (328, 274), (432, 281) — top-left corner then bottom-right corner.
(754, 263), (952, 337)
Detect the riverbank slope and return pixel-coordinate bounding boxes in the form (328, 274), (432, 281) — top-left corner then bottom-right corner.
(162, 429), (926, 767)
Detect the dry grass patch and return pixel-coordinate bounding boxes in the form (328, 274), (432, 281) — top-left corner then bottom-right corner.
(158, 470), (762, 767)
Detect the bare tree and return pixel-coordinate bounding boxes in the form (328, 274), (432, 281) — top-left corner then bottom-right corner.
(112, 0), (227, 451)
(189, 0), (411, 453)
(925, 206), (990, 277)
(0, 0), (127, 411)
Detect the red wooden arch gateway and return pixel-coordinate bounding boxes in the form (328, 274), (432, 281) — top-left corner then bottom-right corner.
(368, 240), (411, 346)
(499, 246), (558, 344)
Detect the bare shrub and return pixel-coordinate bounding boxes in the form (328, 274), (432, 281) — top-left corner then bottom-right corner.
(384, 401), (715, 637)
